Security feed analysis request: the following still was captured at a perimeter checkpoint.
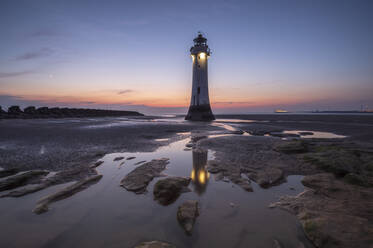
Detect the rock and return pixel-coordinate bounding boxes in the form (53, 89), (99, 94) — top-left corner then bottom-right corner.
(134, 241), (176, 248)
(177, 200), (199, 235)
(0, 170), (49, 192)
(0, 168), (19, 178)
(33, 174), (102, 214)
(114, 156), (125, 161)
(249, 167), (284, 187)
(91, 160), (104, 168)
(206, 160), (225, 174)
(126, 156), (136, 160)
(1, 183), (49, 198)
(303, 149), (360, 176)
(274, 140), (307, 154)
(134, 160), (146, 165)
(270, 173), (373, 248)
(185, 142), (194, 148)
(191, 135), (207, 143)
(270, 132), (300, 138)
(273, 239), (283, 248)
(299, 131), (314, 136)
(230, 176), (253, 191)
(153, 177), (191, 205)
(120, 158), (169, 194)
(343, 173), (371, 187)
(245, 124), (283, 136)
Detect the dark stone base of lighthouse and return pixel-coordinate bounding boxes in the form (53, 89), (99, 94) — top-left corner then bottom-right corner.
(185, 104), (215, 121)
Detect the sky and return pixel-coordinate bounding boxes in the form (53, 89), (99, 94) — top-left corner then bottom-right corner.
(0, 0), (372, 114)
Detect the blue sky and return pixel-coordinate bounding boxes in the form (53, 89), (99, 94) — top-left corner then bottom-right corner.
(0, 0), (372, 114)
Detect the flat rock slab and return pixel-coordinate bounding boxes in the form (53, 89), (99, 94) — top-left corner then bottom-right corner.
(177, 200), (199, 235)
(0, 168), (19, 178)
(249, 167), (284, 188)
(153, 177), (191, 205)
(33, 174), (102, 214)
(134, 241), (176, 248)
(120, 158), (169, 194)
(0, 170), (49, 192)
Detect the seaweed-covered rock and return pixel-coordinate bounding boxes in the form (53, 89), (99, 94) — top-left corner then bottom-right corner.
(120, 158), (169, 194)
(249, 167), (284, 187)
(153, 177), (191, 205)
(275, 140), (307, 154)
(33, 174), (102, 214)
(0, 170), (49, 192)
(303, 149), (360, 176)
(177, 200), (199, 235)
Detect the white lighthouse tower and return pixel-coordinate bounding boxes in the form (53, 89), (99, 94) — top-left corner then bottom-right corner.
(185, 32), (215, 121)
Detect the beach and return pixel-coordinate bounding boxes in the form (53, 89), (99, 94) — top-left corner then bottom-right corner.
(0, 114), (372, 248)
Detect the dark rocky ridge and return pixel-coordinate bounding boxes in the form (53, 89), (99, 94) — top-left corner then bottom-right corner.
(0, 105), (143, 119)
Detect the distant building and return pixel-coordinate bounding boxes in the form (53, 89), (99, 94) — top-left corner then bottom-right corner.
(185, 33), (215, 121)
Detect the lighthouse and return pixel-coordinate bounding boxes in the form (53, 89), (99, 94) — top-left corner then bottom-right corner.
(185, 33), (215, 121)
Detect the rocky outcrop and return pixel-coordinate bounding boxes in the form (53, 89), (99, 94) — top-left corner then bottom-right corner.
(0, 170), (49, 192)
(33, 174), (102, 214)
(248, 167), (284, 187)
(177, 200), (199, 235)
(270, 173), (373, 248)
(274, 140), (307, 154)
(153, 177), (191, 205)
(134, 241), (176, 248)
(0, 106), (144, 119)
(0, 168), (19, 178)
(120, 158), (169, 194)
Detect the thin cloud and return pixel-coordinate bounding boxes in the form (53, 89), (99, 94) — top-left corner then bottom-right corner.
(15, 48), (53, 61)
(117, 89), (134, 95)
(29, 29), (59, 37)
(212, 101), (256, 105)
(0, 70), (34, 78)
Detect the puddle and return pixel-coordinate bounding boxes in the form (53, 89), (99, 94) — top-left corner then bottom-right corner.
(0, 137), (313, 248)
(284, 130), (346, 139)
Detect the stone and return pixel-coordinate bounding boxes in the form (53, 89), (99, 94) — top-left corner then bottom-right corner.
(153, 177), (191, 205)
(126, 156), (136, 160)
(249, 167), (284, 188)
(274, 140), (307, 154)
(1, 183), (49, 198)
(269, 132), (300, 138)
(0, 168), (19, 178)
(0, 170), (49, 192)
(33, 174), (102, 214)
(114, 156), (124, 161)
(134, 241), (176, 248)
(91, 160), (104, 168)
(134, 160), (147, 165)
(303, 149), (360, 176)
(299, 131), (314, 136)
(120, 158), (169, 194)
(177, 200), (199, 235)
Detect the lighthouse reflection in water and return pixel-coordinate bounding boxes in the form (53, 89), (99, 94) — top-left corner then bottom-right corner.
(190, 148), (210, 194)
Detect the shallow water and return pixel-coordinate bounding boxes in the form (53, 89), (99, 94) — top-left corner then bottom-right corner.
(0, 136), (314, 248)
(283, 130), (346, 139)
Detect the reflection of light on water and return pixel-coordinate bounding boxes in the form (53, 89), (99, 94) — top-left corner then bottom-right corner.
(191, 149), (210, 194)
(154, 138), (169, 142)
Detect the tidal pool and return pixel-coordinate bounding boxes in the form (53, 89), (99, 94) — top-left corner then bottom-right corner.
(0, 137), (314, 248)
